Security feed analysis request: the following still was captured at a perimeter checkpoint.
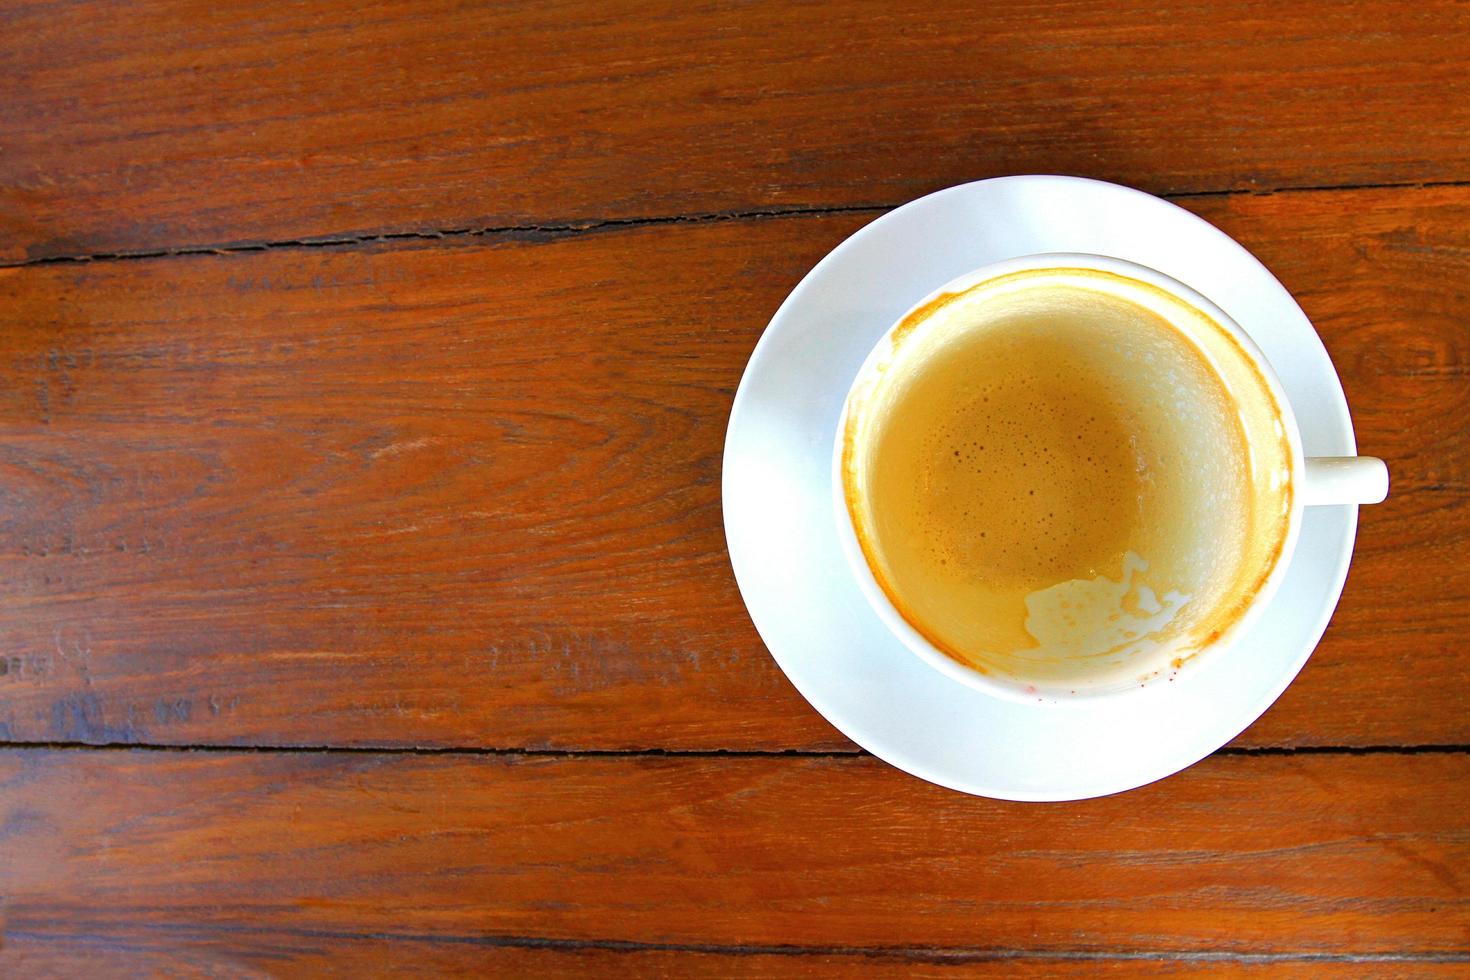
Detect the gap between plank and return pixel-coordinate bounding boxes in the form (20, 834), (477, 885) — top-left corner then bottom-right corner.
(0, 740), (1464, 757)
(6, 923), (1468, 965)
(1, 204), (888, 269)
(7, 177), (1470, 270)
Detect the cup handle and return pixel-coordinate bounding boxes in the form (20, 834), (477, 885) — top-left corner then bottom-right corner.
(1302, 456), (1389, 506)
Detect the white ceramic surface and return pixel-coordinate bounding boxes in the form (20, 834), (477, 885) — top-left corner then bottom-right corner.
(722, 175), (1362, 801)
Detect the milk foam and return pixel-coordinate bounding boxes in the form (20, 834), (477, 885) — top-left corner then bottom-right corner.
(842, 268), (1293, 692)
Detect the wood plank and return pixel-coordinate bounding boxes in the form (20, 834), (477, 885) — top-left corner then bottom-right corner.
(0, 185), (1466, 751)
(4, 0), (1470, 261)
(1198, 186), (1470, 747)
(0, 751), (1465, 965)
(4, 942), (1463, 980)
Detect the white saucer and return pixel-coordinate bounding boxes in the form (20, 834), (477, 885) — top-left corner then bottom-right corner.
(722, 175), (1361, 801)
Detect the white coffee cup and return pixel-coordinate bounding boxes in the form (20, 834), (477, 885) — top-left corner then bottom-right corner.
(833, 252), (1387, 704)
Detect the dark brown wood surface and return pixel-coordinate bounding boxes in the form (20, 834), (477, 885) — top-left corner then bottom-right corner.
(2, 0), (1467, 974)
(8, 944), (1467, 980)
(4, 0), (1470, 262)
(2, 750), (1466, 971)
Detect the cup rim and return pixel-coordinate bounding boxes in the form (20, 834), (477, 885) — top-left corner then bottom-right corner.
(831, 251), (1307, 706)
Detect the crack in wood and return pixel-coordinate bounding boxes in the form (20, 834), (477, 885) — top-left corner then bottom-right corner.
(7, 923), (1469, 964)
(7, 178), (1470, 270)
(0, 740), (1463, 757)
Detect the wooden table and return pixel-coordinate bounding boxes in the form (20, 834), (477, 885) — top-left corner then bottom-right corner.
(2, 1), (1467, 974)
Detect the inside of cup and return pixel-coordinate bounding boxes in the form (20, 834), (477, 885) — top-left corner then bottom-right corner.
(841, 267), (1294, 694)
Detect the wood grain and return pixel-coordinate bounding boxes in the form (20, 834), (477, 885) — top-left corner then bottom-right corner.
(4, 0), (1470, 262)
(1196, 185), (1470, 746)
(0, 185), (1466, 751)
(5, 944), (1464, 980)
(0, 750), (1465, 969)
